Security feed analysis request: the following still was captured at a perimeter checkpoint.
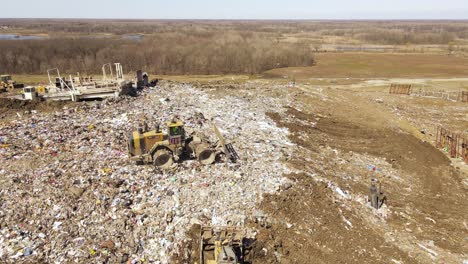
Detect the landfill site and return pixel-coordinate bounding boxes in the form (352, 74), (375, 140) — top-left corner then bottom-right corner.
(0, 72), (466, 264)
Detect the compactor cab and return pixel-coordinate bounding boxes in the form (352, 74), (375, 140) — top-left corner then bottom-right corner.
(167, 119), (185, 146)
(1, 75), (12, 83)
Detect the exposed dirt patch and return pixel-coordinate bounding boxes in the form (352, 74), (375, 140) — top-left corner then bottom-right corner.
(315, 114), (450, 180)
(0, 98), (72, 114)
(265, 53), (468, 79)
(257, 86), (467, 263)
(172, 224), (201, 264)
(250, 173), (414, 264)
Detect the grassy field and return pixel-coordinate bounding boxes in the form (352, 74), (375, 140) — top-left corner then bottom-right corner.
(265, 53), (468, 79)
(12, 75), (50, 85)
(10, 52), (468, 86)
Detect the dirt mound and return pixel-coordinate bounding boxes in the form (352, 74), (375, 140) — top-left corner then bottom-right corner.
(272, 106), (450, 179)
(262, 87), (467, 263)
(316, 114), (450, 178)
(0, 98), (71, 114)
(250, 173), (414, 264)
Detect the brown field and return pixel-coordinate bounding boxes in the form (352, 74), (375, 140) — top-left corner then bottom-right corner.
(266, 53), (468, 79)
(12, 53), (468, 86)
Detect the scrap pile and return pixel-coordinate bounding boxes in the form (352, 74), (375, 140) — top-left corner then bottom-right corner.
(0, 81), (295, 263)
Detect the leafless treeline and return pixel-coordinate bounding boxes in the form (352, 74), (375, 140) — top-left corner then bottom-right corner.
(2, 19), (467, 44)
(0, 32), (314, 75)
(1, 19), (468, 74)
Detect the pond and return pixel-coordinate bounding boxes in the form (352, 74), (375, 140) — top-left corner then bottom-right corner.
(122, 34), (143, 41)
(0, 34), (46, 40)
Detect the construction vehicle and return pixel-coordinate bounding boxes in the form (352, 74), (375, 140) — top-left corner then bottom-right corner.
(0, 75), (24, 92)
(36, 86), (48, 94)
(128, 118), (238, 169)
(22, 87), (38, 100)
(199, 226), (246, 264)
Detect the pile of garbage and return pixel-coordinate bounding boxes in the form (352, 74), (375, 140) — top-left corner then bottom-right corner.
(0, 81), (295, 263)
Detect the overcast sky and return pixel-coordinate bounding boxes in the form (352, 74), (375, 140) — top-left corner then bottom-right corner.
(2, 0), (468, 19)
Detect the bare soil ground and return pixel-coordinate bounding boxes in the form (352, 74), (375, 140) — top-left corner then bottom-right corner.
(265, 53), (468, 79)
(246, 83), (467, 263)
(0, 98), (72, 119)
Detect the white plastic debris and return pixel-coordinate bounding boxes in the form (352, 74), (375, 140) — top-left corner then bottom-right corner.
(0, 80), (296, 263)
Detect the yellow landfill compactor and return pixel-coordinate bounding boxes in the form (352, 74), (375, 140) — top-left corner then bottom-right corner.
(199, 226), (246, 264)
(128, 118), (238, 169)
(0, 75), (24, 92)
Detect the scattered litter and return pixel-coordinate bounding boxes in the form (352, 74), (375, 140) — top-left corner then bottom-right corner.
(335, 187), (349, 199)
(417, 243), (438, 258)
(23, 247), (33, 256)
(52, 222), (62, 230)
(342, 217), (353, 228)
(0, 81), (295, 263)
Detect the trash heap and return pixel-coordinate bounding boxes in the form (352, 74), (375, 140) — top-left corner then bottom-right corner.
(0, 81), (295, 263)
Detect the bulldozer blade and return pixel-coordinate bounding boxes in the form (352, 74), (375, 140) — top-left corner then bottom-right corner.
(225, 143), (239, 163)
(212, 123), (239, 163)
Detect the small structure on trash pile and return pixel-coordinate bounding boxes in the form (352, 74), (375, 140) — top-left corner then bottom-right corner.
(199, 225), (248, 264)
(461, 91), (468, 102)
(389, 83), (412, 95)
(135, 70), (158, 89)
(17, 63), (134, 102)
(136, 70), (149, 89)
(369, 179), (386, 209)
(128, 118), (238, 169)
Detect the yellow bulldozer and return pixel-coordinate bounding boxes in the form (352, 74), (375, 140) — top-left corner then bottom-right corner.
(128, 118), (239, 169)
(199, 226), (247, 264)
(0, 75), (24, 92)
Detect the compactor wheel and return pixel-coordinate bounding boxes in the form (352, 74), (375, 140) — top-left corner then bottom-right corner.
(198, 149), (215, 165)
(153, 149), (174, 169)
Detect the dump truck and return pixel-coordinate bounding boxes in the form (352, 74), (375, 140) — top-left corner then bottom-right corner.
(0, 75), (24, 92)
(128, 118), (238, 169)
(199, 226), (246, 264)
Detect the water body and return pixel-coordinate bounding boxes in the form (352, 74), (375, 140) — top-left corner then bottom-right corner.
(0, 34), (46, 40)
(0, 33), (143, 41)
(122, 34), (143, 41)
(335, 46), (396, 51)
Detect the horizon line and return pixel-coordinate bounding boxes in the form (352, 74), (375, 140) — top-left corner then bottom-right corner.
(1, 17), (468, 21)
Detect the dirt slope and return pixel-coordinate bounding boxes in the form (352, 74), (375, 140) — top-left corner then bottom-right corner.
(250, 87), (467, 263)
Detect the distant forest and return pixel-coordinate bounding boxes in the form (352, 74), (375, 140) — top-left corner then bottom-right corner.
(0, 19), (467, 75)
(0, 34), (314, 75)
